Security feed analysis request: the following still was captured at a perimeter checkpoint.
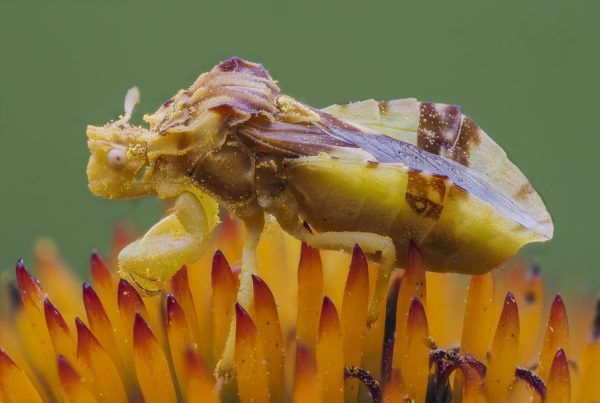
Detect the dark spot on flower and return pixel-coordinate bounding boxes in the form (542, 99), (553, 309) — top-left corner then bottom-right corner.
(515, 367), (546, 399)
(344, 366), (382, 402)
(592, 295), (600, 340)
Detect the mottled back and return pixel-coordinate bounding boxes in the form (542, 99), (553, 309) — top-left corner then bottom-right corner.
(144, 58), (281, 135)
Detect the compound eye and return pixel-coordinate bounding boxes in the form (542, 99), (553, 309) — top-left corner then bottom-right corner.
(107, 149), (128, 169)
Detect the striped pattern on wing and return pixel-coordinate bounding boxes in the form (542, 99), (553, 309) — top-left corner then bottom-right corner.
(323, 99), (553, 239)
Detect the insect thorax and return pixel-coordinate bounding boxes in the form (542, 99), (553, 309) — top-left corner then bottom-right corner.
(188, 139), (257, 204)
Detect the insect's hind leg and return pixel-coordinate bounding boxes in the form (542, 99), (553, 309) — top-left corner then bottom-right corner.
(267, 189), (396, 326)
(299, 230), (396, 326)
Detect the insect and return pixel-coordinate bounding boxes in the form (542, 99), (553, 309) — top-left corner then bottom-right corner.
(87, 57), (553, 329)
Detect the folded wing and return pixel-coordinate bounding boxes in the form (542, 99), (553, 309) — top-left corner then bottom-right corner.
(323, 99), (553, 240)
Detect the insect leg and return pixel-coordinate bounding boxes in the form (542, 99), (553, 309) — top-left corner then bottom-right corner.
(118, 191), (212, 292)
(299, 231), (395, 326)
(267, 189), (395, 326)
(215, 212), (265, 383)
(238, 214), (266, 307)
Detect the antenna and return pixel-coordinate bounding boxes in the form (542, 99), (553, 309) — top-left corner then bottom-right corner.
(111, 87), (140, 126)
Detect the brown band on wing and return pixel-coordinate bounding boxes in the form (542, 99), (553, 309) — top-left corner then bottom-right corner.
(417, 102), (462, 158)
(406, 170), (447, 219)
(451, 117), (481, 166)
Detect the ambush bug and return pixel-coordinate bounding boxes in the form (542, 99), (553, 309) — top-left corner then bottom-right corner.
(87, 57), (553, 330)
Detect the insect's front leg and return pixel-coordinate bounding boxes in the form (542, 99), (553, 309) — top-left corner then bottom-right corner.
(118, 191), (212, 293)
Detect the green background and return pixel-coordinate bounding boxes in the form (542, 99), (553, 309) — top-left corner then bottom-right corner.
(1, 0), (598, 290)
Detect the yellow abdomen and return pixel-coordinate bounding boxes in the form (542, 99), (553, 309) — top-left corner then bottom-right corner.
(288, 157), (544, 274)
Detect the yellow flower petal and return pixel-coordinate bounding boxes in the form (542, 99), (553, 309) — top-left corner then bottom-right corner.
(184, 347), (219, 403)
(0, 350), (43, 403)
(44, 297), (76, 363)
(297, 242), (323, 356)
(234, 303), (269, 403)
(316, 296), (344, 402)
(401, 297), (429, 403)
(546, 348), (570, 403)
(460, 272), (495, 362)
(252, 274), (284, 402)
(57, 355), (99, 403)
(293, 343), (321, 403)
(393, 242), (426, 370)
(171, 266), (203, 354)
(83, 283), (132, 387)
(166, 294), (193, 396)
(537, 295), (569, 384)
(75, 318), (128, 403)
(133, 313), (177, 403)
(90, 252), (120, 325)
(486, 292), (520, 403)
(575, 298), (600, 402)
(211, 251), (237, 359)
(341, 245), (369, 401)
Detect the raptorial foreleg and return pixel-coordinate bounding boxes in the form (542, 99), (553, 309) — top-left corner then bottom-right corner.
(118, 191), (212, 293)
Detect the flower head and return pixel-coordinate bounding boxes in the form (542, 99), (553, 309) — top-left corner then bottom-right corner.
(0, 218), (598, 402)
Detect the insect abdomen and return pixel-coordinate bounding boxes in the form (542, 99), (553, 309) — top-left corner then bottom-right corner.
(287, 157), (540, 274)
